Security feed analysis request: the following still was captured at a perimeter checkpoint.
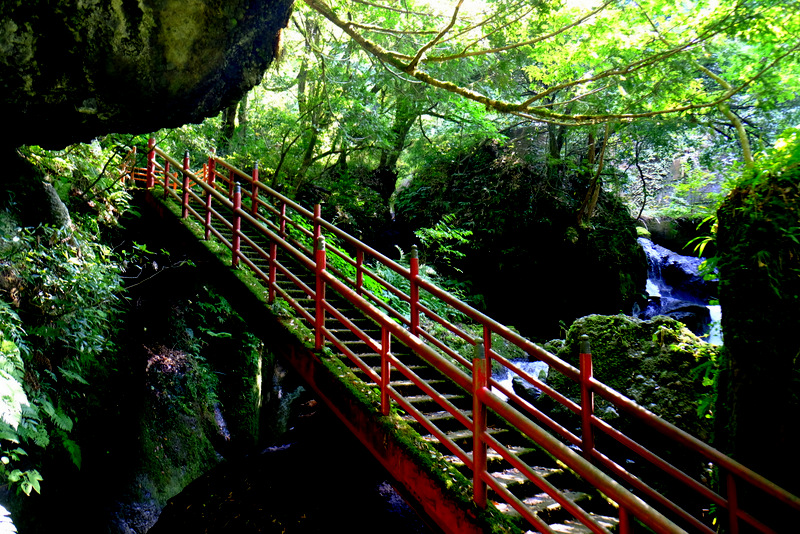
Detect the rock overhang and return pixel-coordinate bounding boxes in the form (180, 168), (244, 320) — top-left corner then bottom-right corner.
(0, 0), (294, 148)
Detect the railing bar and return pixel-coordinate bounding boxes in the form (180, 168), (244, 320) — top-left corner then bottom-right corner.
(206, 224), (232, 250)
(321, 273), (474, 392)
(238, 232), (270, 264)
(418, 301), (474, 344)
(490, 356), (582, 415)
(489, 380), (582, 446)
(483, 476), (559, 534)
(390, 356), (473, 430)
(479, 387), (685, 534)
(274, 263), (315, 300)
(482, 432), (611, 534)
(359, 291), (410, 326)
(358, 269), (411, 304)
(416, 329), (473, 370)
(272, 284), (315, 325)
(208, 206), (235, 232)
(590, 449), (715, 534)
(237, 209), (316, 273)
(324, 330), (383, 385)
(237, 251), (269, 284)
(326, 245), (357, 266)
(321, 300), (382, 355)
(388, 388), (473, 469)
(589, 378), (800, 510)
(590, 415), (722, 505)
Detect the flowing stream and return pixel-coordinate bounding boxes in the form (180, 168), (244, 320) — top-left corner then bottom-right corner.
(637, 237), (722, 345)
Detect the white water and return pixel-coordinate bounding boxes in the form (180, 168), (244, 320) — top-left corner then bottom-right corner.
(637, 237), (723, 345)
(706, 304), (723, 345)
(492, 360), (549, 401)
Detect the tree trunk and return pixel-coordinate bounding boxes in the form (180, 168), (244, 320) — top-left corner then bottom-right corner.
(577, 124), (610, 225)
(371, 95), (420, 202)
(546, 122), (566, 182)
(237, 92), (249, 135)
(219, 101), (239, 153)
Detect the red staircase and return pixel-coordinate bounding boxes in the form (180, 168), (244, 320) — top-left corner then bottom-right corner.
(124, 139), (800, 533)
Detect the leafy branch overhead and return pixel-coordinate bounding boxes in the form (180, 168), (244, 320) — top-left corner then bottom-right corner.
(304, 0), (800, 127)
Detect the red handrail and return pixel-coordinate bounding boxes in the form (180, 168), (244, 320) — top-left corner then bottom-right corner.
(135, 140), (800, 533)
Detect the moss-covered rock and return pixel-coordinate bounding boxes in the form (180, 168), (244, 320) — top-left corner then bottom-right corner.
(715, 128), (800, 495)
(135, 346), (222, 507)
(395, 139), (647, 339)
(549, 314), (718, 442)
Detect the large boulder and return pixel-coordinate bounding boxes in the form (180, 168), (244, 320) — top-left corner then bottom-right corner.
(0, 0), (293, 148)
(548, 314), (718, 442)
(395, 140), (648, 340)
(716, 130), (800, 497)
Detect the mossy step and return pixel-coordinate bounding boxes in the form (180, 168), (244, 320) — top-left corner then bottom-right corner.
(489, 466), (564, 489)
(403, 394), (469, 413)
(421, 427), (508, 445)
(400, 410), (468, 433)
(389, 378), (448, 392)
(492, 490), (596, 522)
(547, 515), (618, 534)
(444, 445), (534, 472)
(403, 409), (472, 422)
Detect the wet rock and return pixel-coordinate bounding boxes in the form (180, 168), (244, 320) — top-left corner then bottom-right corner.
(512, 376), (543, 404)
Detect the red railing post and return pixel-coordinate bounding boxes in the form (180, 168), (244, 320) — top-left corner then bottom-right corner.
(313, 204), (322, 250)
(268, 238), (278, 303)
(472, 341), (489, 508)
(162, 159), (170, 198)
(618, 506), (631, 534)
(380, 326), (391, 416)
(483, 324), (492, 379)
(227, 168), (235, 199)
(232, 183), (242, 268)
(279, 201), (288, 239)
(146, 137), (156, 189)
(251, 162), (260, 216)
(315, 235), (327, 350)
(727, 471), (739, 534)
(181, 150), (190, 219)
(204, 150), (216, 240)
(580, 334), (595, 463)
(356, 249), (365, 296)
(410, 245), (420, 335)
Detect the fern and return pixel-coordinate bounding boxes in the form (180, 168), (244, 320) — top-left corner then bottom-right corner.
(60, 435), (81, 469)
(57, 367), (89, 385)
(40, 398), (74, 432)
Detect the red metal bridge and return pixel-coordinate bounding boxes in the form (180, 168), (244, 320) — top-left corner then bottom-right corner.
(125, 139), (800, 534)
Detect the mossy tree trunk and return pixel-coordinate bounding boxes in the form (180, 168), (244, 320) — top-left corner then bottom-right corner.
(716, 168), (800, 498)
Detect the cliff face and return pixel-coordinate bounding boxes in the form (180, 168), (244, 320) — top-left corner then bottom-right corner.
(0, 0), (294, 148)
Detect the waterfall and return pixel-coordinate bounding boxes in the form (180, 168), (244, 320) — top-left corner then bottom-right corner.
(636, 237), (722, 345)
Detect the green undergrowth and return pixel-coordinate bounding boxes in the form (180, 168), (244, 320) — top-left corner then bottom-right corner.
(0, 218), (125, 497)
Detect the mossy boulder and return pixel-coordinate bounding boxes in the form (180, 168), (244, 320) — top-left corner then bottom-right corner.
(115, 346), (223, 532)
(715, 128), (800, 495)
(394, 139), (648, 339)
(549, 314), (718, 442)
